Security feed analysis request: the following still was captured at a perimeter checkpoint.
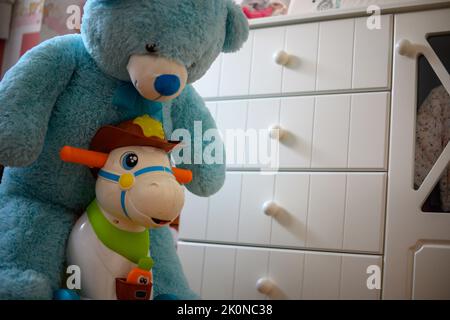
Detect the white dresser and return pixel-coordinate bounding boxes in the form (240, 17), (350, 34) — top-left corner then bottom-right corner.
(178, 1), (450, 300)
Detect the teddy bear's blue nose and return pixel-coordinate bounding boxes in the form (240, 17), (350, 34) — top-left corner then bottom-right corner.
(154, 74), (181, 96)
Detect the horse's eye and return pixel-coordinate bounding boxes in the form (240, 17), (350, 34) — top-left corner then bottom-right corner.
(146, 43), (158, 54)
(121, 152), (139, 170)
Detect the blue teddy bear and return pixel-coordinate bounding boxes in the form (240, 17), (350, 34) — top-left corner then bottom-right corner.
(0, 0), (248, 299)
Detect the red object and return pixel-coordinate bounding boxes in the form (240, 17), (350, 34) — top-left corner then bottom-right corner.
(242, 6), (273, 19)
(172, 168), (193, 185)
(20, 32), (41, 57)
(126, 268), (152, 285)
(90, 120), (180, 154)
(60, 146), (109, 169)
(115, 278), (152, 301)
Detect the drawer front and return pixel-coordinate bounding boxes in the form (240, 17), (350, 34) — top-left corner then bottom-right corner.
(193, 15), (392, 98)
(207, 92), (390, 170)
(179, 172), (386, 253)
(178, 242), (382, 300)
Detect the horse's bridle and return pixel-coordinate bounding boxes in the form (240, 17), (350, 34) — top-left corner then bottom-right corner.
(98, 166), (174, 219)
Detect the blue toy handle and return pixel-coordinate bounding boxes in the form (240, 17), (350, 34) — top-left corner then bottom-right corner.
(53, 289), (81, 300)
(153, 294), (179, 300)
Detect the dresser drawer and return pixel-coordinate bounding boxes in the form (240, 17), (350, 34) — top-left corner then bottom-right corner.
(178, 242), (382, 300)
(194, 15), (392, 98)
(179, 172), (386, 253)
(207, 92), (390, 170)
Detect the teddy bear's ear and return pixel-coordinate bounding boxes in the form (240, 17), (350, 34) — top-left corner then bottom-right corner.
(222, 1), (250, 53)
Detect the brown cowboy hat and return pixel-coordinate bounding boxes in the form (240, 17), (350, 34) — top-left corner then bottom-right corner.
(90, 119), (180, 154)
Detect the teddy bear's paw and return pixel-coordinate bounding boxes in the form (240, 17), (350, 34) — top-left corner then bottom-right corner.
(0, 266), (53, 300)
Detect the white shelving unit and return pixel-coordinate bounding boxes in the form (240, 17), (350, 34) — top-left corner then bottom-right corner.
(178, 0), (450, 300)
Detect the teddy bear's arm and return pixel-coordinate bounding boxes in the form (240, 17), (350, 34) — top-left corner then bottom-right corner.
(0, 35), (78, 167)
(170, 85), (226, 198)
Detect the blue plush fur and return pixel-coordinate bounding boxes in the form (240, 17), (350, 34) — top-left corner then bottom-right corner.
(0, 0), (248, 299)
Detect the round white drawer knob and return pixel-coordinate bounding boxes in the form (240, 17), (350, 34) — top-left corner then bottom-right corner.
(273, 50), (291, 66)
(256, 278), (275, 295)
(263, 201), (282, 217)
(397, 39), (415, 57)
(269, 125), (286, 141)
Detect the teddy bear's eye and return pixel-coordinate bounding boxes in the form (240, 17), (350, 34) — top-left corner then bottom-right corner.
(145, 44), (159, 54)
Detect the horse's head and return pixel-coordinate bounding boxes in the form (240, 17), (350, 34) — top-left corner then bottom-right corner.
(95, 145), (185, 229)
(61, 143), (192, 229)
(61, 115), (192, 229)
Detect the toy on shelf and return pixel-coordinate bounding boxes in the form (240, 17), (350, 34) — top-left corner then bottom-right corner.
(240, 0), (291, 19)
(242, 5), (273, 19)
(62, 115), (192, 300)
